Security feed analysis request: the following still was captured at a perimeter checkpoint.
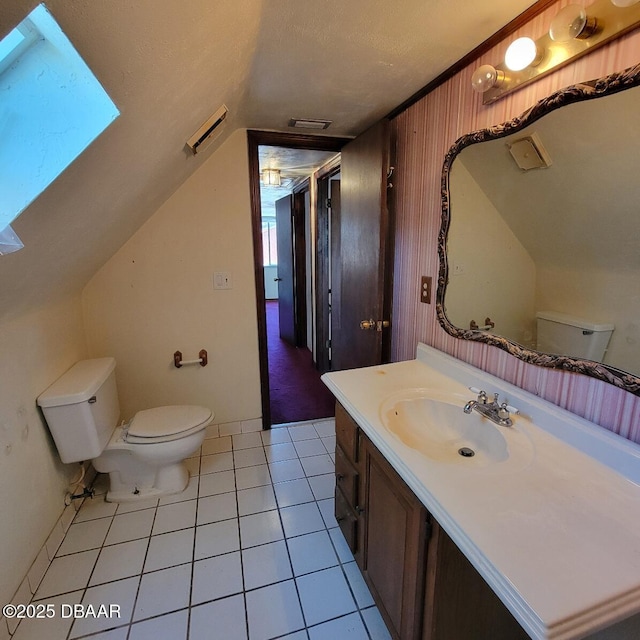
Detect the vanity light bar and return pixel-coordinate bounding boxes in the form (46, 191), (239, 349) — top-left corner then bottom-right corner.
(474, 0), (640, 104)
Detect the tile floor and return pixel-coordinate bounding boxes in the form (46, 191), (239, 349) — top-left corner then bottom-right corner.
(12, 419), (392, 640)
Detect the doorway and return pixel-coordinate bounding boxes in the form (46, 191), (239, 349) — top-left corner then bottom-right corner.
(248, 131), (348, 427)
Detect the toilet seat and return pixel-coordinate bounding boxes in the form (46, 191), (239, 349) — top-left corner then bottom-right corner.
(124, 405), (212, 444)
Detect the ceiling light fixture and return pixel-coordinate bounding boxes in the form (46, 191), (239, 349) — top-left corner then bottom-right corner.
(261, 168), (281, 187)
(471, 0), (640, 103)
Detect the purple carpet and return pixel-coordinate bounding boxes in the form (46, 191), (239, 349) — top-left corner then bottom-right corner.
(266, 301), (335, 425)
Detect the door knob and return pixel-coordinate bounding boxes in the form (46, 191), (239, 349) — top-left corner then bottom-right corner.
(274, 277), (282, 281)
(360, 319), (390, 332)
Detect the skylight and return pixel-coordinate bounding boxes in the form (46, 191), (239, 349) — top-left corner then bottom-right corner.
(0, 3), (120, 253)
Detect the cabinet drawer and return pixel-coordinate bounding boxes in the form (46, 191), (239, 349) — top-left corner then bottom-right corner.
(336, 402), (359, 463)
(335, 486), (358, 553)
(336, 444), (359, 507)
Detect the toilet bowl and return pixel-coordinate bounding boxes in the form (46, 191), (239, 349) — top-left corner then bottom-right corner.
(37, 358), (213, 503)
(93, 405), (210, 502)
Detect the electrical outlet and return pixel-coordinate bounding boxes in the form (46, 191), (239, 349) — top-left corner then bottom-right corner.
(420, 276), (432, 304)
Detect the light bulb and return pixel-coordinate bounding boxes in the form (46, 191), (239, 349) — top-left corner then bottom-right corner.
(504, 37), (540, 71)
(611, 0), (640, 7)
(471, 65), (505, 93)
(549, 5), (595, 42)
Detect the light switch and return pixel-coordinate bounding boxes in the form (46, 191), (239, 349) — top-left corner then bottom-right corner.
(213, 271), (232, 290)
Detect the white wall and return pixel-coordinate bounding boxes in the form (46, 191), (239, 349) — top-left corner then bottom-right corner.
(446, 162), (536, 346)
(0, 296), (87, 605)
(82, 129), (262, 424)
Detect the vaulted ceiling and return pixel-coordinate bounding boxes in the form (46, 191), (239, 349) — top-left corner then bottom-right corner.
(0, 0), (535, 321)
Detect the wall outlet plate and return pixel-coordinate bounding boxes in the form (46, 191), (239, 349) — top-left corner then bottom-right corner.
(213, 271), (232, 290)
(420, 276), (432, 304)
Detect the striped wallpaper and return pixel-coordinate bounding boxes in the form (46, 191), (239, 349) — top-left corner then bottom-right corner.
(390, 0), (640, 444)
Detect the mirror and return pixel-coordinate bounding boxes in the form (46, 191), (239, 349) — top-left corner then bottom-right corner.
(437, 63), (640, 396)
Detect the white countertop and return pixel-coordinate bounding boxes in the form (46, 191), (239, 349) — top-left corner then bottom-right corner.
(322, 344), (640, 640)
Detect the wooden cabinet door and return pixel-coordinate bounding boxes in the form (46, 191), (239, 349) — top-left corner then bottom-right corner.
(361, 434), (428, 640)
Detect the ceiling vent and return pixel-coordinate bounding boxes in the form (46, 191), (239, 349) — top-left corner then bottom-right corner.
(187, 105), (228, 154)
(507, 132), (552, 171)
(288, 118), (332, 130)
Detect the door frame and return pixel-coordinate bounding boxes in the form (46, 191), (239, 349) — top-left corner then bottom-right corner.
(247, 131), (350, 429)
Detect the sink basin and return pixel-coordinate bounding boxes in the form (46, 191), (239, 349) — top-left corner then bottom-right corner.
(379, 389), (534, 471)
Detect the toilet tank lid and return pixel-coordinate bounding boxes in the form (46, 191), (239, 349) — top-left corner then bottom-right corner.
(37, 358), (116, 408)
(536, 311), (614, 333)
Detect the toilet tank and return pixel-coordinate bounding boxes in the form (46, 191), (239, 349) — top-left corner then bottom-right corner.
(536, 311), (614, 362)
(37, 358), (120, 464)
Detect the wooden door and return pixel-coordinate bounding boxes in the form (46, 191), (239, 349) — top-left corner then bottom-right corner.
(275, 194), (295, 345)
(331, 120), (394, 370)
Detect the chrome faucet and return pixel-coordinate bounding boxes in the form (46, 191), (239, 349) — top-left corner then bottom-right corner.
(463, 387), (519, 427)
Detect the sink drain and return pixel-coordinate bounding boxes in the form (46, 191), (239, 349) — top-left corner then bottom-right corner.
(458, 447), (475, 458)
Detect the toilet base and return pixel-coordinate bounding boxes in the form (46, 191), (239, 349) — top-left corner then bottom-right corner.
(104, 460), (190, 503)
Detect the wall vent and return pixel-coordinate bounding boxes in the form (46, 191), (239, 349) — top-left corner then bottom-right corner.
(288, 118), (332, 130)
(507, 132), (552, 171)
(187, 104), (228, 154)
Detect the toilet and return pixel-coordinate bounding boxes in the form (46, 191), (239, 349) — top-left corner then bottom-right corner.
(536, 311), (614, 361)
(37, 357), (212, 502)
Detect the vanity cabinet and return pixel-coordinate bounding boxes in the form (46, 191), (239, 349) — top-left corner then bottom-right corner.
(334, 402), (528, 640)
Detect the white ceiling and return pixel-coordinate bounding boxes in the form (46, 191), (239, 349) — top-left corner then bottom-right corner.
(0, 0), (536, 320)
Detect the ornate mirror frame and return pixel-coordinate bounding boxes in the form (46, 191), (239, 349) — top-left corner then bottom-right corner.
(437, 63), (640, 396)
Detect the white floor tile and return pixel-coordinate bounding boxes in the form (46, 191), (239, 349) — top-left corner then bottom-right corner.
(191, 551), (243, 605)
(293, 439), (327, 459)
(234, 447), (267, 469)
(235, 464), (271, 490)
(269, 459), (305, 483)
(287, 531), (338, 576)
(189, 593), (247, 640)
(201, 452), (234, 474)
(105, 509), (155, 545)
(307, 474), (335, 501)
(313, 421), (336, 438)
(308, 612), (369, 640)
(265, 442), (298, 463)
(69, 575), (139, 638)
(246, 580), (305, 640)
(90, 538), (148, 586)
(273, 478), (315, 508)
(129, 609), (188, 640)
(279, 633), (309, 640)
(242, 540), (293, 590)
(280, 502), (325, 538)
(240, 510), (284, 548)
(195, 519), (240, 560)
(361, 606), (393, 640)
(232, 432), (263, 450)
(12, 590), (83, 640)
(115, 498), (158, 515)
(288, 425), (320, 441)
(144, 528), (194, 572)
(202, 436), (232, 455)
(296, 566), (357, 626)
(35, 549), (99, 599)
(56, 517), (111, 556)
(74, 497), (118, 523)
(197, 491), (238, 525)
(261, 428), (292, 445)
(71, 626), (128, 639)
(133, 564), (191, 621)
(237, 484), (277, 516)
(328, 527), (355, 564)
(320, 436), (336, 454)
(26, 546), (50, 593)
(343, 561), (375, 608)
(199, 469), (236, 497)
(300, 454), (334, 477)
(241, 419), (263, 433)
(317, 498), (337, 529)
(219, 421), (243, 436)
(158, 476), (199, 505)
(152, 499), (197, 535)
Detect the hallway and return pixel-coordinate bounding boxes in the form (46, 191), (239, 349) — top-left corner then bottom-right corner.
(266, 301), (335, 425)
